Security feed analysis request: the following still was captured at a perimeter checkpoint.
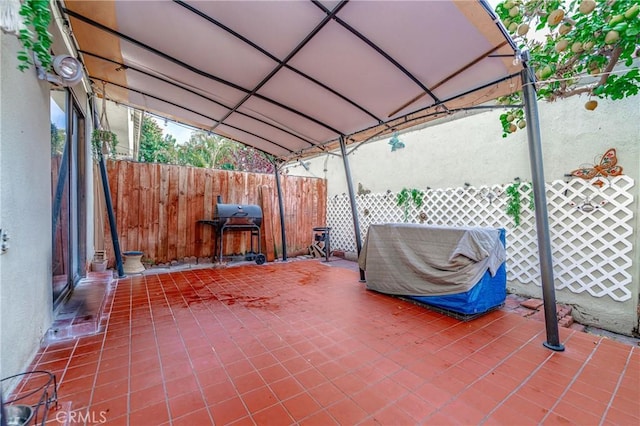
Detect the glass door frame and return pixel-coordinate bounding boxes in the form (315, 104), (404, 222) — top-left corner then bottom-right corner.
(51, 89), (87, 308)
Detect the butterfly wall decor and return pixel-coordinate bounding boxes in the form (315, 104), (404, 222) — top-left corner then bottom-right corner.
(570, 148), (623, 183)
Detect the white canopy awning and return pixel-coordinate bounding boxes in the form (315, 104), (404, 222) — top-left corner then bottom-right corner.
(64, 0), (566, 350)
(63, 0), (521, 161)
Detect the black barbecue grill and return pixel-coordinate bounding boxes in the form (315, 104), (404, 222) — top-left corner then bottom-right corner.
(199, 203), (266, 265)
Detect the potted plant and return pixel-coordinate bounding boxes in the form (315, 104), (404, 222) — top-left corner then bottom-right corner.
(91, 129), (118, 160)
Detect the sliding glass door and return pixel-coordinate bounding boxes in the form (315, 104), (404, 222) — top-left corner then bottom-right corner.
(51, 90), (86, 307)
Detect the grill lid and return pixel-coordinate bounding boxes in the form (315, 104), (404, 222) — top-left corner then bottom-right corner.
(215, 204), (263, 227)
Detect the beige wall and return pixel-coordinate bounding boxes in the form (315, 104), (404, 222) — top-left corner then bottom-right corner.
(292, 95), (639, 197)
(1, 15), (95, 390)
(291, 95), (640, 335)
(0, 33), (55, 386)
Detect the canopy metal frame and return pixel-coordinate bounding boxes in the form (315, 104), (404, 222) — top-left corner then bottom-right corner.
(60, 0), (522, 160)
(60, 0), (563, 349)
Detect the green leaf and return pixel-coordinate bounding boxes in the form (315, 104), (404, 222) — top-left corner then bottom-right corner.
(626, 27), (640, 37)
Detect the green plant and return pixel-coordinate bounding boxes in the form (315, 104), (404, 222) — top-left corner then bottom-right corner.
(17, 0), (53, 72)
(396, 188), (424, 222)
(505, 180), (534, 227)
(91, 129), (118, 160)
(494, 0), (640, 137)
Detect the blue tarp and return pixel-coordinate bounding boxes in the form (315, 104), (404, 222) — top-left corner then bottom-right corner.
(405, 229), (507, 315)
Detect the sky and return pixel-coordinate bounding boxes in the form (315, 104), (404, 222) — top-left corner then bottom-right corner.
(151, 116), (196, 145)
(51, 98), (65, 129)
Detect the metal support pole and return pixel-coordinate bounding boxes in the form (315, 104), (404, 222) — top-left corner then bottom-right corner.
(92, 99), (125, 278)
(98, 154), (125, 278)
(339, 136), (365, 281)
(274, 162), (288, 261)
(521, 66), (564, 351)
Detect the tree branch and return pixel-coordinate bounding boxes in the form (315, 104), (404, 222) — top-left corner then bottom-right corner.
(558, 86), (595, 98)
(598, 46), (622, 87)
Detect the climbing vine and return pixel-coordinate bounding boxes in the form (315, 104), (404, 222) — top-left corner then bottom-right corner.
(17, 0), (53, 72)
(397, 188), (424, 223)
(505, 180), (534, 227)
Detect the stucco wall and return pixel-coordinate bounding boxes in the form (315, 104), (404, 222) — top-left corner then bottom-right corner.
(0, 33), (54, 386)
(292, 95), (639, 196)
(291, 95), (640, 335)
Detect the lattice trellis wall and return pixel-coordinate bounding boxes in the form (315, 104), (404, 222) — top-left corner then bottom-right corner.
(327, 176), (635, 302)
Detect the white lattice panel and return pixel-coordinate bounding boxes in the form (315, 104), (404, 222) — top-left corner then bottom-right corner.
(327, 176), (635, 302)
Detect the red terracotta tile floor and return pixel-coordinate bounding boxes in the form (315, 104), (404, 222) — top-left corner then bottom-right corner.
(8, 260), (640, 425)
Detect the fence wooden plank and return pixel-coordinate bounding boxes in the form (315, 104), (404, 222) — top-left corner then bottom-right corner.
(119, 162), (131, 254)
(193, 167), (206, 258)
(167, 165), (179, 262)
(146, 163), (155, 261)
(138, 163), (150, 257)
(124, 161), (138, 252)
(201, 168), (214, 259)
(158, 164), (169, 262)
(259, 185), (276, 262)
(101, 160), (326, 265)
(185, 166), (195, 259)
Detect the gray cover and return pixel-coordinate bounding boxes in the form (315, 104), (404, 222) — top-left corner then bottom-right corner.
(358, 224), (506, 296)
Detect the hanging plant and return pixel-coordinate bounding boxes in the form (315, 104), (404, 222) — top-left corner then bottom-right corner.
(396, 188), (424, 223)
(16, 0), (54, 72)
(91, 129), (118, 160)
(505, 180), (534, 227)
(92, 83), (119, 160)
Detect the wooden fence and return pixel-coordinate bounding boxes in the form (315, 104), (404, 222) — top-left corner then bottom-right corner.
(100, 160), (327, 266)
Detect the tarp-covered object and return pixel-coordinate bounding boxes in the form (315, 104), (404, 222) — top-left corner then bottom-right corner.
(62, 0), (521, 161)
(359, 224), (506, 296)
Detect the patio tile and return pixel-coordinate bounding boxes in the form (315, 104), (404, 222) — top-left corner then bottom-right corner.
(129, 400), (170, 425)
(171, 407), (213, 426)
(298, 409), (339, 426)
(233, 370), (266, 395)
(551, 399), (604, 424)
(603, 406), (640, 424)
(371, 403), (422, 425)
(345, 388), (386, 416)
(129, 382), (165, 411)
(439, 399), (487, 425)
(164, 374), (199, 399)
(209, 396), (250, 424)
(269, 376), (305, 400)
(6, 260), (639, 425)
(499, 394), (549, 423)
(242, 385), (279, 413)
(456, 386), (502, 414)
(88, 393), (129, 422)
(201, 380), (237, 405)
(129, 369), (163, 393)
(283, 392), (321, 420)
(90, 377), (128, 405)
(168, 390), (207, 419)
(326, 397), (369, 425)
(251, 403), (295, 425)
(306, 381), (346, 407)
